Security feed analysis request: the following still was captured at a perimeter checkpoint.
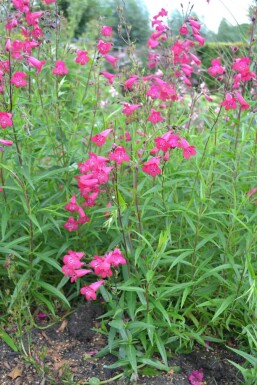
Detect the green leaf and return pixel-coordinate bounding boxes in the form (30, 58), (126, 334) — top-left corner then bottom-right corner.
(126, 344), (138, 374)
(117, 285), (145, 292)
(0, 329), (18, 352)
(139, 358), (169, 371)
(227, 347), (257, 367)
(212, 294), (235, 322)
(155, 333), (168, 366)
(35, 280), (70, 307)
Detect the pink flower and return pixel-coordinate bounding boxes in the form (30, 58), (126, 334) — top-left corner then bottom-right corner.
(63, 217), (78, 232)
(234, 92), (249, 110)
(148, 109), (164, 124)
(179, 23), (188, 35)
(52, 61), (68, 76)
(124, 75), (139, 90)
(208, 57), (225, 77)
(26, 11), (44, 26)
(0, 112), (13, 129)
(105, 249), (126, 267)
(90, 256), (112, 278)
(221, 93), (237, 110)
(190, 53), (201, 65)
(122, 103), (141, 116)
(0, 139), (13, 146)
(246, 187), (257, 199)
(188, 18), (201, 30)
(10, 72), (27, 88)
(91, 128), (112, 147)
(232, 57), (250, 74)
(42, 0), (56, 4)
(179, 137), (196, 159)
(70, 269), (91, 283)
(100, 25), (112, 36)
(75, 50), (90, 65)
(63, 250), (85, 269)
(80, 280), (105, 300)
(97, 40), (112, 55)
(28, 56), (46, 74)
(193, 33), (205, 46)
(188, 368), (204, 385)
(12, 0), (30, 12)
(104, 54), (119, 67)
(142, 157), (162, 177)
(109, 146), (130, 164)
(65, 195), (80, 212)
(147, 36), (159, 49)
(100, 71), (115, 84)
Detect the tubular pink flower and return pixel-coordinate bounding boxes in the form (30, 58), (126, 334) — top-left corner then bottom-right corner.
(91, 128), (112, 147)
(100, 71), (115, 84)
(193, 33), (205, 46)
(104, 54), (119, 67)
(0, 139), (13, 146)
(234, 91), (249, 110)
(80, 280), (105, 300)
(122, 103), (141, 117)
(28, 56), (46, 74)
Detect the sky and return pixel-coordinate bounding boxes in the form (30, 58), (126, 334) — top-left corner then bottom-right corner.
(143, 0), (253, 32)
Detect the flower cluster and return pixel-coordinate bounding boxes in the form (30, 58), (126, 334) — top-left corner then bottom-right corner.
(62, 248), (126, 300)
(208, 56), (254, 111)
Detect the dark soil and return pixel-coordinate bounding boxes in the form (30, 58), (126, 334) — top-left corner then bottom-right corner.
(0, 303), (244, 385)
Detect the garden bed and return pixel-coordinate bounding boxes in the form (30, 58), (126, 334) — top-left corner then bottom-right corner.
(0, 303), (243, 385)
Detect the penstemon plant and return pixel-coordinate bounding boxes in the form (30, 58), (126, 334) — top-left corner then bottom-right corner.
(0, 0), (257, 382)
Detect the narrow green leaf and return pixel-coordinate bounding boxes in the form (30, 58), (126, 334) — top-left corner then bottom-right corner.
(0, 330), (18, 352)
(35, 280), (70, 307)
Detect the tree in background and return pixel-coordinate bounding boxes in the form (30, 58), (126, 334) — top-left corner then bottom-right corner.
(58, 0), (150, 45)
(216, 18), (250, 42)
